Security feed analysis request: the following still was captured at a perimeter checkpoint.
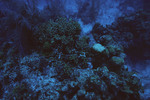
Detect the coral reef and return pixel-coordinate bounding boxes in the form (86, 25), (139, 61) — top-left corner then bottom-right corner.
(0, 11), (147, 99)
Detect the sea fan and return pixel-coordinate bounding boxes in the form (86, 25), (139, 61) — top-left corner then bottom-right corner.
(0, 0), (36, 54)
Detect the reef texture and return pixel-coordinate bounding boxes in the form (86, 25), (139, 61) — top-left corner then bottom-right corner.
(0, 10), (149, 100)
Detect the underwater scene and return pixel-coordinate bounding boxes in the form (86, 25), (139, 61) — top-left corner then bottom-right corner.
(0, 0), (150, 100)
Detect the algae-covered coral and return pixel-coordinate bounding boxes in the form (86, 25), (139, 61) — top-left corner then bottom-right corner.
(34, 18), (81, 53)
(33, 17), (90, 77)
